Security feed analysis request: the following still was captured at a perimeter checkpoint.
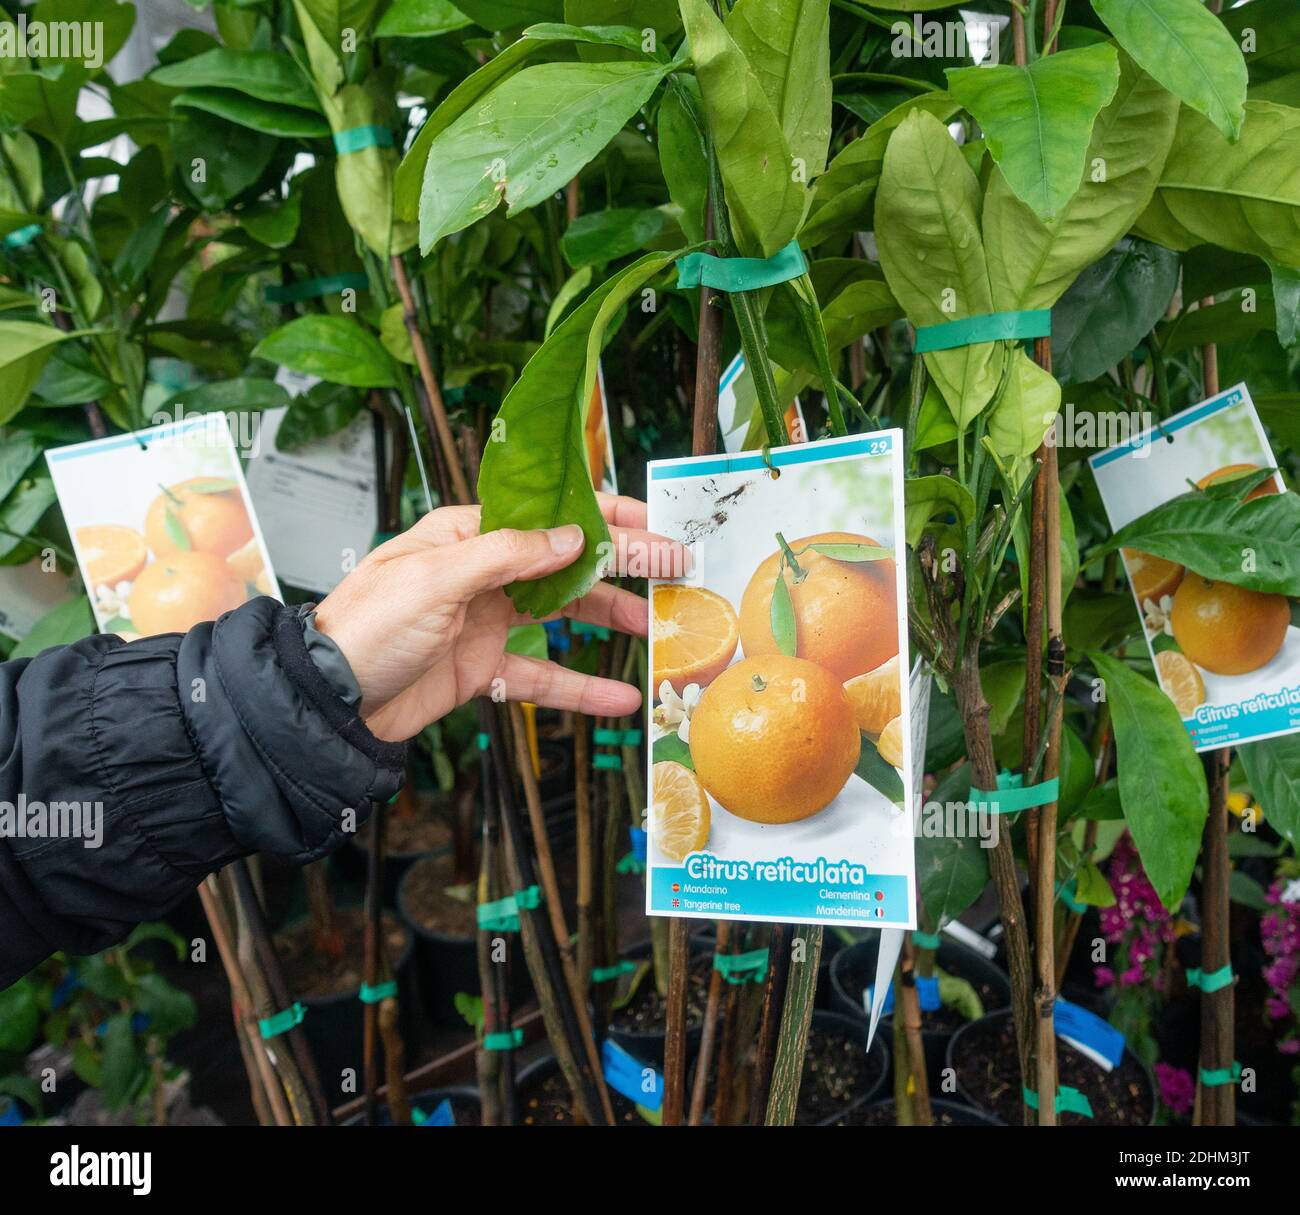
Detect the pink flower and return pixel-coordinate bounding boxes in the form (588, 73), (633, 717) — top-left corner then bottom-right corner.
(1155, 1063), (1195, 1116)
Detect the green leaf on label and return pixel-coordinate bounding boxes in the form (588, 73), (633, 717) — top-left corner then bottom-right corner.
(854, 732), (904, 807)
(770, 568), (796, 656)
(178, 478), (238, 495)
(805, 543), (893, 562)
(652, 732), (693, 770)
(1089, 652), (1208, 911)
(164, 507), (191, 552)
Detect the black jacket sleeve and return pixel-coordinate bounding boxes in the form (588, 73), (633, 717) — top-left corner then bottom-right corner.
(0, 596), (406, 989)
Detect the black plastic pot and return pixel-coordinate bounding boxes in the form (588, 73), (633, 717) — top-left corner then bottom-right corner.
(606, 936), (709, 1067)
(293, 922), (416, 1109)
(946, 1008), (1157, 1126)
(334, 831), (448, 908)
(829, 936), (1010, 1092)
(515, 1054), (650, 1126)
(799, 1011), (891, 1125)
(396, 858), (531, 1026)
(537, 739), (574, 801)
(343, 1085), (482, 1127)
(842, 1097), (1005, 1126)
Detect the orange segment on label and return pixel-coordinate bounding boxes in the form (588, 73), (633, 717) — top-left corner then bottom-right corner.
(1122, 548), (1183, 606)
(76, 525), (147, 588)
(844, 655), (902, 735)
(1155, 651), (1206, 719)
(651, 584), (739, 695)
(876, 714), (904, 769)
(651, 760), (711, 862)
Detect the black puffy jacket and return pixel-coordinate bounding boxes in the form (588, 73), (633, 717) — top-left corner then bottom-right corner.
(0, 597), (405, 989)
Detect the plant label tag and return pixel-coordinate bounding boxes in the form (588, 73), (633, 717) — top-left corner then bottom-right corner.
(46, 412), (282, 639)
(717, 353), (808, 451)
(601, 1038), (663, 1112)
(587, 360), (619, 495)
(244, 406), (379, 596)
(938, 920), (998, 960)
(1089, 383), (1300, 751)
(1053, 997), (1126, 1072)
(645, 429), (917, 929)
(864, 974), (941, 1017)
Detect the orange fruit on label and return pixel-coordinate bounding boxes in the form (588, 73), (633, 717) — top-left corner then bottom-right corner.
(652, 584), (739, 694)
(227, 536), (265, 584)
(127, 551), (246, 636)
(77, 525), (147, 588)
(876, 715), (904, 769)
(1170, 575), (1290, 676)
(844, 655), (902, 735)
(689, 655), (860, 824)
(1122, 548), (1184, 606)
(1155, 651), (1206, 719)
(651, 760), (711, 861)
(145, 477), (253, 560)
(738, 531), (898, 682)
(1195, 463), (1281, 501)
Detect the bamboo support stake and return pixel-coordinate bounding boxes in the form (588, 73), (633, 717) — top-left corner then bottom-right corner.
(897, 938), (933, 1125)
(390, 254), (471, 505)
(688, 921), (730, 1125)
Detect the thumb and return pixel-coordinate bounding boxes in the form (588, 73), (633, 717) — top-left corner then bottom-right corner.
(440, 524), (587, 600)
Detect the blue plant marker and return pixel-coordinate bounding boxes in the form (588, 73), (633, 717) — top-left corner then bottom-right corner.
(865, 976), (940, 1015)
(601, 1039), (663, 1112)
(628, 826), (648, 863)
(1053, 996), (1126, 1071)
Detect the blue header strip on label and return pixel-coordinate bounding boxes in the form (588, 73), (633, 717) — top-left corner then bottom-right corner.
(650, 433), (895, 481)
(1088, 385), (1244, 469)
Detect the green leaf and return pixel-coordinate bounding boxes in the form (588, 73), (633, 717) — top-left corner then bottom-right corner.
(0, 979), (39, 1053)
(1063, 590), (1141, 658)
(981, 661), (1027, 737)
(132, 973), (196, 1037)
(252, 316), (397, 388)
(161, 377), (290, 414)
(1076, 778), (1124, 822)
(904, 474), (975, 546)
(986, 51), (1179, 311)
(1229, 870), (1271, 912)
(1092, 0), (1247, 141)
(945, 44), (1119, 220)
(875, 108), (998, 429)
(545, 266), (594, 338)
(1074, 858), (1116, 908)
(1089, 652), (1208, 910)
(1135, 101), (1300, 267)
(477, 250), (681, 617)
(0, 478), (56, 562)
(1268, 259), (1300, 348)
(805, 543), (893, 562)
(0, 433), (39, 502)
(0, 322), (73, 425)
(418, 60), (668, 251)
(987, 347), (1060, 460)
(679, 0), (806, 258)
(99, 1013), (141, 1111)
(1094, 488), (1300, 596)
(241, 194), (303, 249)
(505, 622), (548, 659)
(172, 109), (276, 210)
(376, 0), (472, 37)
(524, 22), (658, 56)
(1237, 735), (1300, 851)
(10, 596), (94, 659)
(725, 0), (831, 178)
(936, 970), (984, 1021)
(34, 343), (116, 406)
(800, 92), (958, 249)
(395, 39), (547, 222)
(454, 0), (562, 28)
(917, 764), (989, 927)
(652, 732), (693, 769)
(171, 88), (330, 138)
(33, 0), (137, 68)
(1257, 392), (1300, 452)
(296, 0), (385, 45)
(854, 732), (904, 807)
(0, 67), (84, 146)
(276, 382), (364, 450)
(1051, 237), (1181, 384)
(150, 48), (321, 111)
(121, 921), (188, 959)
(770, 568), (796, 656)
(658, 80), (707, 244)
(562, 208), (666, 267)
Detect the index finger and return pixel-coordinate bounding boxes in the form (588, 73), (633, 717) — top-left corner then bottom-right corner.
(597, 492), (646, 531)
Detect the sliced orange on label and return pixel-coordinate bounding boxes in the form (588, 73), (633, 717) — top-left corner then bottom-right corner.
(1155, 650), (1206, 719)
(844, 655), (902, 735)
(652, 760), (711, 862)
(1122, 548), (1183, 606)
(77, 525), (148, 588)
(876, 714), (904, 769)
(652, 584), (738, 695)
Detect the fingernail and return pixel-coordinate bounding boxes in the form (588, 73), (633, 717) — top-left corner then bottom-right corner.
(547, 525), (584, 554)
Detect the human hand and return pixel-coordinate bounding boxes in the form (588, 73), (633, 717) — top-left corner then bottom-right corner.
(313, 494), (683, 742)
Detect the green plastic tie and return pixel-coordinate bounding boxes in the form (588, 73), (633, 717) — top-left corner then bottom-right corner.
(1199, 1061), (1242, 1087)
(592, 960), (637, 984)
(333, 125), (393, 154)
(1023, 1084), (1093, 1117)
(476, 731), (490, 751)
(713, 948), (769, 985)
(593, 752), (623, 771)
(477, 895), (520, 933)
(370, 529), (398, 550)
(3, 223), (42, 250)
(1187, 964), (1234, 993)
(616, 852), (646, 875)
(915, 309), (1051, 353)
(359, 980), (397, 1004)
(912, 930), (942, 950)
(266, 272), (368, 304)
(970, 770), (1060, 814)
(514, 885), (541, 911)
(1056, 880), (1087, 914)
(593, 727), (643, 746)
(483, 1028), (523, 1052)
(676, 240), (807, 292)
(258, 1002), (306, 1039)
(571, 622), (611, 640)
